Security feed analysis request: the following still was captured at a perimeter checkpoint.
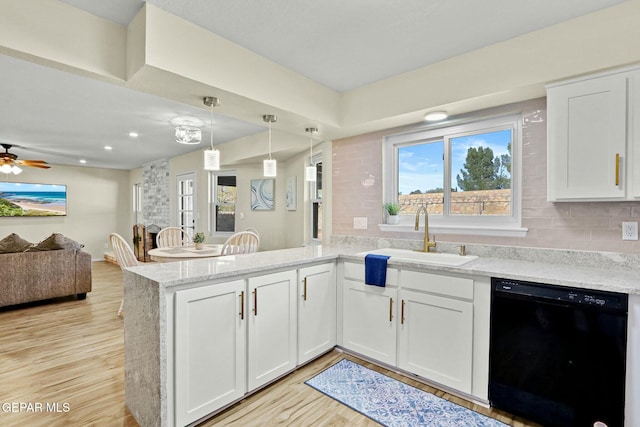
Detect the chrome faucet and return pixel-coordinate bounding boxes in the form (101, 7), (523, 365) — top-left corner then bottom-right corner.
(414, 205), (436, 253)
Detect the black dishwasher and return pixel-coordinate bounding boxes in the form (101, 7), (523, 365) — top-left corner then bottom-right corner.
(489, 277), (628, 427)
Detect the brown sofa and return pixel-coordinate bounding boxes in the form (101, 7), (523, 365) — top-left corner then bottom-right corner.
(0, 239), (92, 308)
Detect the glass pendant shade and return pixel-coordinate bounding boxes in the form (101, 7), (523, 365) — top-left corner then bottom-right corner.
(304, 127), (318, 182)
(203, 96), (221, 170)
(305, 165), (316, 182)
(11, 165), (22, 175)
(204, 149), (220, 171)
(263, 159), (277, 177)
(263, 114), (277, 177)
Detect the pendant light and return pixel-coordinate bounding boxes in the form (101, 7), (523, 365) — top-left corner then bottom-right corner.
(203, 96), (221, 171)
(263, 115), (277, 177)
(305, 127), (318, 182)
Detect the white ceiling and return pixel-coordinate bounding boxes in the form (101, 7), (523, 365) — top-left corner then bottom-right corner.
(0, 0), (626, 170)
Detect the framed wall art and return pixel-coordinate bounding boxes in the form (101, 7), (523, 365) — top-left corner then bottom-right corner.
(285, 176), (297, 211)
(250, 179), (274, 211)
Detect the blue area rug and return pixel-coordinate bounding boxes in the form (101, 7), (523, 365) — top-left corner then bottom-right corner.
(305, 359), (508, 427)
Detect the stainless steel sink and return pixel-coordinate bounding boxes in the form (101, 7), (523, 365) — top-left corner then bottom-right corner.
(359, 248), (478, 266)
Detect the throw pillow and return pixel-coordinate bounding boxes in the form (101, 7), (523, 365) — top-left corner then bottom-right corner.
(0, 233), (33, 253)
(26, 233), (84, 251)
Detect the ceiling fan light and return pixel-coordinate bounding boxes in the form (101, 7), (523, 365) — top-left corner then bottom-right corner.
(204, 149), (220, 171)
(1, 164), (12, 174)
(11, 165), (22, 175)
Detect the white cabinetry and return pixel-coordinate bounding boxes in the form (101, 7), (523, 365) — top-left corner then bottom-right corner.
(397, 271), (473, 394)
(547, 66), (640, 201)
(298, 263), (336, 364)
(247, 270), (297, 391)
(342, 262), (398, 365)
(174, 280), (246, 427)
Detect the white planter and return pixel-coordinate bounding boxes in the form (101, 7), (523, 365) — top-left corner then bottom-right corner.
(387, 215), (399, 225)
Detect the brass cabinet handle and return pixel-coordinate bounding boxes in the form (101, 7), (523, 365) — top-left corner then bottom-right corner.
(401, 299), (405, 325)
(252, 288), (257, 316)
(303, 277), (307, 301)
(615, 153), (620, 186)
(389, 297), (394, 322)
(239, 291), (245, 320)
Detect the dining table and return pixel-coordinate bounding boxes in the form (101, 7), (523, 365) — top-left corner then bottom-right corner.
(147, 244), (224, 262)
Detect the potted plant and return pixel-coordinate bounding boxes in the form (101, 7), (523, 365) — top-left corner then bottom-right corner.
(384, 202), (400, 224)
(193, 232), (206, 250)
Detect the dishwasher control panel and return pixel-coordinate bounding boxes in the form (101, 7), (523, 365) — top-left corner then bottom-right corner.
(493, 279), (628, 312)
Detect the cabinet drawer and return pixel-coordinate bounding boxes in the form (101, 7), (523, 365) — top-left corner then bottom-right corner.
(343, 261), (398, 285)
(401, 270), (473, 300)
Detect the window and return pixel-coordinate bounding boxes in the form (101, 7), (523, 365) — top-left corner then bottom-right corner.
(309, 154), (323, 242)
(210, 172), (236, 235)
(384, 114), (524, 236)
(133, 183), (142, 224)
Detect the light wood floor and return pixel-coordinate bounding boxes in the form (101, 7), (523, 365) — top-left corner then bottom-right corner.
(0, 261), (539, 427)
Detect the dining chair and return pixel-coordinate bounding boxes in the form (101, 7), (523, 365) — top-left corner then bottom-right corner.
(245, 227), (260, 239)
(109, 232), (140, 317)
(156, 227), (190, 248)
(221, 231), (260, 255)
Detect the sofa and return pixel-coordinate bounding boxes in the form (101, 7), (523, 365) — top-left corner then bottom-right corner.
(0, 233), (92, 308)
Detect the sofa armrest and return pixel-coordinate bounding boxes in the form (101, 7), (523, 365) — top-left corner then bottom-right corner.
(75, 250), (92, 294)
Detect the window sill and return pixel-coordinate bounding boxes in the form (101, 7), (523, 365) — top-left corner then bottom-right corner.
(378, 223), (528, 238)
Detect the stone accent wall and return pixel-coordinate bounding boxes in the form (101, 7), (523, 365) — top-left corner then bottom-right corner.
(143, 160), (170, 228)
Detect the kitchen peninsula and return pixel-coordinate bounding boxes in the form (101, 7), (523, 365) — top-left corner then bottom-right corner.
(122, 245), (640, 427)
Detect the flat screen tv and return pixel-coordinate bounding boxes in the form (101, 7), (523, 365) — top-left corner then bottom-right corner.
(0, 182), (67, 217)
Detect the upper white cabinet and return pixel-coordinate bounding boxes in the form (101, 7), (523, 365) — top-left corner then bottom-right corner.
(174, 280), (246, 427)
(547, 65), (640, 201)
(298, 263), (337, 364)
(247, 270), (298, 391)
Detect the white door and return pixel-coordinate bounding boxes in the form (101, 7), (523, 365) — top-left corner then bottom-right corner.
(398, 289), (473, 393)
(174, 280), (246, 426)
(298, 263), (336, 364)
(177, 172), (196, 237)
(342, 279), (397, 365)
(247, 270), (297, 391)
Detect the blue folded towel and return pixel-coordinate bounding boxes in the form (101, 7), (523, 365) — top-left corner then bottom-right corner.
(365, 254), (391, 287)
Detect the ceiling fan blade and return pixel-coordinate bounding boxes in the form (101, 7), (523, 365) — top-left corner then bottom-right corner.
(17, 160), (51, 168)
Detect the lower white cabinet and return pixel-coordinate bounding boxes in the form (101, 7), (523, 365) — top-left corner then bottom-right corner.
(247, 270), (297, 391)
(174, 280), (246, 427)
(298, 263), (337, 364)
(342, 279), (398, 365)
(397, 288), (473, 394)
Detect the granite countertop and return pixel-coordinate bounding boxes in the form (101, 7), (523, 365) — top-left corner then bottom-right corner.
(126, 245), (640, 295)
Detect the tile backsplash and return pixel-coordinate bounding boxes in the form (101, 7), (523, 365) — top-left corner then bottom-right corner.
(332, 98), (640, 254)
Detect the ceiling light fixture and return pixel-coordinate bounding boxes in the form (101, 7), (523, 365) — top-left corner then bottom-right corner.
(0, 144), (49, 174)
(128, 132), (139, 138)
(305, 127), (318, 182)
(203, 96), (221, 171)
(263, 115), (277, 177)
(424, 111), (448, 122)
(175, 124), (201, 145)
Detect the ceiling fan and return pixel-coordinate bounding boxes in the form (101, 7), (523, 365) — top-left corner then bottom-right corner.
(0, 143), (50, 174)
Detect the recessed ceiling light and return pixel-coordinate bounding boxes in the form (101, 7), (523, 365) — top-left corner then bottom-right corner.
(104, 146), (113, 150)
(424, 111), (448, 121)
(129, 132), (139, 138)
(79, 159), (87, 164)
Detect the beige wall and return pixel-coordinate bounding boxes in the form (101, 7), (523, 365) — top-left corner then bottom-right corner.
(0, 164), (131, 259)
(166, 147), (315, 251)
(332, 98), (640, 254)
